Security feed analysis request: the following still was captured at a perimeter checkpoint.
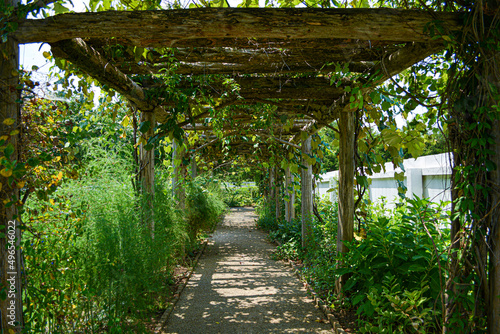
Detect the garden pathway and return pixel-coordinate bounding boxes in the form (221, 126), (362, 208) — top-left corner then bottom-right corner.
(162, 207), (332, 334)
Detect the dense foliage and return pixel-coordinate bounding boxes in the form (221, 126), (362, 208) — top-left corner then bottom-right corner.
(258, 195), (451, 333)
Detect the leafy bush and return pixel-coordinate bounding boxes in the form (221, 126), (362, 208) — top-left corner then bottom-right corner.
(22, 140), (186, 333)
(185, 177), (227, 245)
(255, 197), (278, 231)
(222, 185), (259, 207)
(258, 192), (449, 333)
(337, 197), (449, 332)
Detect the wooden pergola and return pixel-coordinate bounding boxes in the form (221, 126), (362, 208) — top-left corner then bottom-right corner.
(1, 6), (465, 332)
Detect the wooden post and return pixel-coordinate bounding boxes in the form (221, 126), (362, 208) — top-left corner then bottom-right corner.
(275, 169), (281, 221)
(191, 154), (197, 180)
(269, 167), (275, 211)
(0, 0), (23, 330)
(301, 136), (313, 250)
(488, 53), (500, 334)
(336, 110), (355, 291)
(172, 139), (185, 210)
(139, 111), (155, 234)
(285, 166), (295, 222)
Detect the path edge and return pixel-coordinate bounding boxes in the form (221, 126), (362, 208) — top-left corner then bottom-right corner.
(154, 215), (222, 333)
(275, 240), (349, 334)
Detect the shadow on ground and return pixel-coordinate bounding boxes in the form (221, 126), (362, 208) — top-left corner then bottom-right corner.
(163, 207), (332, 334)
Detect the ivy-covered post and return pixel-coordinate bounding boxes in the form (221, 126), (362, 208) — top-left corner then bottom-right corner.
(0, 0), (23, 330)
(285, 166), (295, 223)
(488, 52), (500, 334)
(301, 136), (313, 250)
(139, 111), (155, 234)
(490, 110), (500, 334)
(336, 109), (355, 291)
(172, 139), (186, 210)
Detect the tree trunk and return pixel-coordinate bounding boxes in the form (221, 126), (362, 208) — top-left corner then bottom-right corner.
(301, 136), (313, 250)
(0, 0), (23, 329)
(139, 111), (155, 235)
(285, 166), (295, 222)
(336, 110), (355, 292)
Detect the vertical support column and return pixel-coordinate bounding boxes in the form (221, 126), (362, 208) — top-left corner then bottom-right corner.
(275, 169), (281, 221)
(285, 167), (295, 223)
(487, 53), (500, 334)
(269, 167), (275, 211)
(139, 111), (155, 233)
(0, 3), (22, 330)
(337, 111), (355, 255)
(172, 139), (185, 210)
(191, 154), (197, 180)
(301, 136), (313, 250)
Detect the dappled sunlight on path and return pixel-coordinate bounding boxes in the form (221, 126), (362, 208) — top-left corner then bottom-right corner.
(163, 207), (332, 334)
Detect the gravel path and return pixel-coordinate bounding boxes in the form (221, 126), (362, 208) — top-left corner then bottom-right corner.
(162, 207), (333, 334)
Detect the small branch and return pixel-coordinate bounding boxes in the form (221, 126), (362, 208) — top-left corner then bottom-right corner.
(194, 137), (220, 152)
(261, 134), (301, 149)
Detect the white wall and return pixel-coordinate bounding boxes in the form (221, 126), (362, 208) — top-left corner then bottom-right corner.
(316, 153), (452, 207)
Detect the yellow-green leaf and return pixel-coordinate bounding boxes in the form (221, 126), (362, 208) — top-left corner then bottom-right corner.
(121, 116), (130, 128)
(3, 118), (15, 126)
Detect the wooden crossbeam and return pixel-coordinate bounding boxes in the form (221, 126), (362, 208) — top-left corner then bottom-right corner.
(142, 75), (345, 101)
(114, 47), (381, 75)
(50, 38), (167, 117)
(14, 8), (462, 45)
(88, 36), (403, 50)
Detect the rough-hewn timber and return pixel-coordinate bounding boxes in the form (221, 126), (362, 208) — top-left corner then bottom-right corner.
(51, 39), (152, 111)
(0, 1), (22, 331)
(301, 136), (314, 250)
(13, 8), (463, 45)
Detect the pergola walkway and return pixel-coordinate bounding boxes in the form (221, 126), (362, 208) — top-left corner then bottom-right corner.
(163, 207), (332, 334)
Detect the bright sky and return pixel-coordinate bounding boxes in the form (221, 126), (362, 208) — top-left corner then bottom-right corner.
(19, 1), (90, 94)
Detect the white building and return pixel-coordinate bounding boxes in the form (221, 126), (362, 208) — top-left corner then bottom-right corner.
(316, 153), (452, 208)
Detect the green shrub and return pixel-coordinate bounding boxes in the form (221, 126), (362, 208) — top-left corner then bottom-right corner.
(185, 177), (227, 245)
(255, 197), (278, 231)
(337, 197), (449, 332)
(222, 185), (259, 207)
(22, 140), (185, 333)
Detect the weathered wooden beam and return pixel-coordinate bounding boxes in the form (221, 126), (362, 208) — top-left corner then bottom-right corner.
(14, 8), (462, 45)
(87, 36), (403, 50)
(364, 41), (445, 88)
(290, 41), (447, 143)
(123, 47), (386, 75)
(166, 61), (374, 75)
(50, 38), (168, 118)
(236, 76), (343, 100)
